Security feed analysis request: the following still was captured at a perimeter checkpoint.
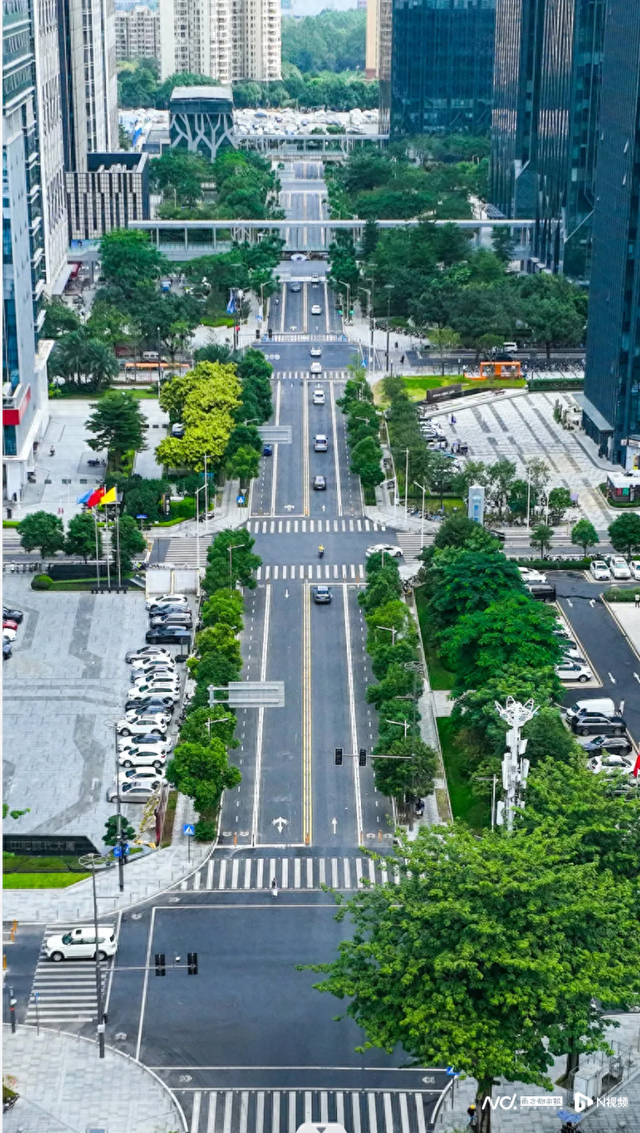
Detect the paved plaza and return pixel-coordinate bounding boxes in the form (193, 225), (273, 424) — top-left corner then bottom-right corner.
(2, 574), (152, 850)
(431, 391), (619, 530)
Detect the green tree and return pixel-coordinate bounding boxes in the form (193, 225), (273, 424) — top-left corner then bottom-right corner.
(17, 511), (65, 558)
(49, 328), (119, 392)
(608, 513), (640, 558)
(201, 588), (244, 632)
(282, 9), (366, 72)
(571, 518), (599, 556)
(179, 705), (239, 750)
(305, 824), (640, 1130)
(98, 229), (169, 308)
(429, 325), (461, 377)
(190, 653), (243, 707)
(488, 458), (517, 517)
(227, 444), (260, 484)
(85, 391), (148, 468)
(427, 550), (524, 630)
(86, 302), (133, 351)
(193, 624), (242, 672)
(530, 522), (554, 558)
(440, 594), (561, 693)
(508, 478), (529, 519)
(117, 514), (146, 570)
(365, 599), (416, 653)
(432, 513), (500, 553)
(203, 528), (261, 594)
(451, 665), (564, 766)
(372, 735), (437, 800)
(65, 512), (101, 561)
(103, 814), (136, 847)
(524, 295), (584, 360)
(166, 738), (241, 814)
(149, 150), (211, 206)
(42, 298), (82, 338)
(547, 487), (572, 523)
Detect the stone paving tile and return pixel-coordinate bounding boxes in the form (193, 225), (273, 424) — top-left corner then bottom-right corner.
(3, 1024), (184, 1133)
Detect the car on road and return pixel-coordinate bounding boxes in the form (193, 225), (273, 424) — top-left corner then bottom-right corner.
(146, 594), (188, 612)
(518, 567), (547, 584)
(290, 283), (301, 292)
(311, 304), (322, 315)
(579, 734), (633, 756)
(311, 274), (319, 284)
(117, 716), (168, 737)
(170, 423), (186, 438)
(366, 544), (403, 559)
(587, 753), (635, 777)
(118, 746), (168, 770)
(3, 606), (23, 624)
(589, 560), (611, 581)
(487, 529), (507, 543)
(310, 362), (322, 373)
(630, 559), (640, 580)
(106, 779), (158, 803)
(128, 647), (174, 666)
(310, 347), (322, 357)
(556, 659), (593, 683)
(263, 444), (273, 456)
(314, 434), (328, 452)
(312, 388), (325, 405)
(313, 475), (327, 490)
(526, 582), (556, 601)
(46, 926), (117, 963)
(146, 626), (192, 644)
(314, 585), (332, 604)
(570, 712), (627, 737)
(607, 555), (631, 580)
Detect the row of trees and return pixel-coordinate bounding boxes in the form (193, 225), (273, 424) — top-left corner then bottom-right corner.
(166, 528), (262, 836)
(338, 368), (384, 495)
(154, 149), (282, 222)
(310, 514), (640, 1128)
(16, 509), (145, 568)
(281, 10), (366, 73)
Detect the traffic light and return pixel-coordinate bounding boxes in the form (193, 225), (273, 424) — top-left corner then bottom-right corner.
(349, 308), (354, 318)
(155, 953), (166, 976)
(187, 952), (198, 975)
(335, 747), (343, 766)
(268, 327), (273, 339)
(359, 748), (367, 767)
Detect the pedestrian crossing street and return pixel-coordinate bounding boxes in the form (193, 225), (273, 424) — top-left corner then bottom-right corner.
(273, 369), (351, 380)
(176, 854), (399, 892)
(256, 563), (366, 582)
(244, 518), (386, 534)
(25, 924), (112, 1026)
(179, 1086), (438, 1133)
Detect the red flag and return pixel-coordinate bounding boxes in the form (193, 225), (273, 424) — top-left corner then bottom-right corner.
(86, 487), (105, 508)
(633, 752), (640, 778)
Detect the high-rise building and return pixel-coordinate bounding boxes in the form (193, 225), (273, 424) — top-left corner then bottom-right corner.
(490, 0), (605, 278)
(159, 0), (281, 84)
(3, 0), (52, 504)
(115, 5), (160, 62)
(365, 0), (378, 79)
(389, 0), (496, 138)
(32, 0), (68, 290)
(57, 0), (119, 172)
(581, 1), (640, 467)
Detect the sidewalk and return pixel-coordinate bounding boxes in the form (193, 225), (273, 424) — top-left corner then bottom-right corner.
(436, 1015), (640, 1133)
(3, 1024), (186, 1133)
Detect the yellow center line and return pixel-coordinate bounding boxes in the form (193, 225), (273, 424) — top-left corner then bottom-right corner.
(302, 581), (313, 846)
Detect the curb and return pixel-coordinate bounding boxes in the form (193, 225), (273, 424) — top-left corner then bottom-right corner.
(601, 598), (640, 667)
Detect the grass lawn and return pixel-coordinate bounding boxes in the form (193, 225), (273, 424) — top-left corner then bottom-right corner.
(415, 589), (455, 690)
(3, 873), (90, 888)
(437, 718), (490, 830)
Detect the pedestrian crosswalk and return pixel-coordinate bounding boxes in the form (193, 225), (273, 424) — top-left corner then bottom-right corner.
(163, 536), (214, 569)
(178, 1086), (438, 1133)
(256, 563), (366, 582)
(396, 531), (434, 560)
(25, 924), (113, 1026)
(245, 518), (386, 534)
(272, 369), (351, 380)
(176, 854), (399, 892)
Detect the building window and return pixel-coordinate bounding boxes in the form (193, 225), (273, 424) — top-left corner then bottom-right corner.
(3, 425), (17, 457)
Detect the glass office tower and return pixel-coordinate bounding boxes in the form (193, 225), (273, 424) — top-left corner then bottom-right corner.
(390, 0), (497, 137)
(582, 0), (640, 466)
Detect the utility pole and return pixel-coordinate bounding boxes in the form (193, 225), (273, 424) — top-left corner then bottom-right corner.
(384, 283), (394, 371)
(78, 853), (109, 1058)
(494, 697), (537, 830)
(113, 724), (125, 892)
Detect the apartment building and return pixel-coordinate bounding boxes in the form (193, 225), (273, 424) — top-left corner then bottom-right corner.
(57, 0), (119, 171)
(66, 152), (150, 241)
(32, 0), (69, 291)
(159, 0), (280, 84)
(115, 5), (160, 61)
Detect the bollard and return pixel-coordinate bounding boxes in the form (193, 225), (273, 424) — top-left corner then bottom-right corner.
(233, 832), (237, 846)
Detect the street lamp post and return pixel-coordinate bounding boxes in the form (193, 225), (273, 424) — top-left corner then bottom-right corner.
(78, 852), (110, 1058)
(113, 724), (125, 893)
(203, 455), (213, 536)
(404, 447), (410, 526)
(414, 480), (427, 548)
(385, 718), (410, 738)
(195, 484), (207, 573)
(338, 280), (351, 324)
(376, 624), (398, 645)
(384, 284), (394, 371)
(228, 543), (243, 591)
(359, 286), (374, 370)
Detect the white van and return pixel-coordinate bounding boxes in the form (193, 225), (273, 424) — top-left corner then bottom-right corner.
(565, 698), (617, 724)
(142, 351), (160, 361)
(46, 925), (117, 962)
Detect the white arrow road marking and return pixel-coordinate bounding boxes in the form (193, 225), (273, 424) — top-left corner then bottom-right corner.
(608, 673), (616, 684)
(272, 816), (288, 834)
(284, 504), (295, 511)
(589, 599), (596, 607)
(566, 599), (573, 607)
(284, 589), (289, 598)
(331, 817), (337, 833)
(634, 673), (640, 684)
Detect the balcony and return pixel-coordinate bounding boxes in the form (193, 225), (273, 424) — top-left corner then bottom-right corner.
(3, 381), (31, 425)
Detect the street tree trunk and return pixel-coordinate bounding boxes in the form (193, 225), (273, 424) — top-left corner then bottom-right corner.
(476, 1079), (496, 1133)
(565, 1045), (580, 1080)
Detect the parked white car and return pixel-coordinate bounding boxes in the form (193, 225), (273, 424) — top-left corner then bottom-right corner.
(607, 556), (631, 580)
(130, 652), (175, 672)
(116, 716), (168, 737)
(518, 567), (547, 584)
(587, 753), (635, 777)
(556, 660), (593, 684)
(629, 560), (640, 581)
(118, 746), (169, 770)
(126, 682), (180, 703)
(590, 560), (611, 581)
(145, 594), (188, 611)
(46, 925), (117, 962)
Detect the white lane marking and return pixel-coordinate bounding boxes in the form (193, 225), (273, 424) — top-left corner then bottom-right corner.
(251, 583), (272, 846)
(270, 380), (281, 516)
(330, 380), (342, 516)
(343, 587), (364, 845)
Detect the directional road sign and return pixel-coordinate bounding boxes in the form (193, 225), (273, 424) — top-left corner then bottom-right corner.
(208, 681), (285, 707)
(259, 425), (293, 444)
(183, 823), (195, 836)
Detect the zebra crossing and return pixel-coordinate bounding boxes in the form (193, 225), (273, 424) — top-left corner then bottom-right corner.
(396, 531), (434, 560)
(25, 924), (113, 1026)
(273, 369), (351, 380)
(244, 518), (386, 534)
(256, 563), (365, 581)
(178, 1086), (438, 1133)
(176, 854), (399, 892)
(164, 536), (214, 568)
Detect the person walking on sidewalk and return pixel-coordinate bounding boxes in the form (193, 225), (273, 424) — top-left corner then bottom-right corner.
(635, 592), (640, 609)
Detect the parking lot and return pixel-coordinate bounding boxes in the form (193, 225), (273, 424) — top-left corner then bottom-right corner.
(2, 576), (170, 849)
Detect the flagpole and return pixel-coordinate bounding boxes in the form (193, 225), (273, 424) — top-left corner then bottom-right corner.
(94, 507), (100, 591)
(115, 505), (122, 589)
(105, 506), (111, 592)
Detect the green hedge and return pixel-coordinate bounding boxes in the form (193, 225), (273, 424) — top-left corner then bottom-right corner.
(527, 376), (584, 391)
(603, 588), (640, 602)
(510, 557), (591, 571)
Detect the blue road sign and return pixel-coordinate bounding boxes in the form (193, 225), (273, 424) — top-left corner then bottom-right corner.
(236, 494), (245, 506)
(113, 843), (130, 858)
(446, 1067), (459, 1078)
(183, 823), (195, 836)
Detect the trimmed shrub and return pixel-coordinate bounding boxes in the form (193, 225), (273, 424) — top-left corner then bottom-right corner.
(32, 574), (52, 590)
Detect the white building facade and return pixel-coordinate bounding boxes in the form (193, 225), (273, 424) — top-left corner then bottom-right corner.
(159, 0), (280, 85)
(57, 0), (119, 172)
(32, 0), (69, 292)
(115, 5), (160, 62)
